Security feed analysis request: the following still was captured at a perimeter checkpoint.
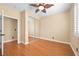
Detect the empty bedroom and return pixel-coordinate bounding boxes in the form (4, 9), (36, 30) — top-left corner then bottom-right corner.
(0, 3), (79, 56)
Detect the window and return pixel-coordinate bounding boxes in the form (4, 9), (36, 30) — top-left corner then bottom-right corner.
(74, 4), (79, 36)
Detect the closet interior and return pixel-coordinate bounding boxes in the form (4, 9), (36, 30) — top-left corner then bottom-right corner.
(0, 11), (19, 56)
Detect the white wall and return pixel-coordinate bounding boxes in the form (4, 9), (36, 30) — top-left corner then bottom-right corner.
(20, 10), (28, 44)
(39, 10), (71, 42)
(28, 9), (71, 43)
(0, 4), (20, 18)
(20, 11), (26, 43)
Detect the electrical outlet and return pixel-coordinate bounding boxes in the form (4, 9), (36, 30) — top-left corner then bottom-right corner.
(52, 37), (54, 39)
(14, 28), (16, 31)
(12, 36), (14, 39)
(76, 48), (78, 52)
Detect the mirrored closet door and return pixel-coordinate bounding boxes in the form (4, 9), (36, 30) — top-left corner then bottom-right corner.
(28, 16), (40, 42)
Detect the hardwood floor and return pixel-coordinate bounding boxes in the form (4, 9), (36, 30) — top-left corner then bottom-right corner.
(29, 37), (37, 42)
(4, 38), (75, 56)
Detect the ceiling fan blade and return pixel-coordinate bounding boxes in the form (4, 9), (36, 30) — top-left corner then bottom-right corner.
(42, 9), (46, 13)
(35, 9), (39, 13)
(44, 4), (54, 8)
(39, 3), (44, 6)
(30, 4), (39, 7)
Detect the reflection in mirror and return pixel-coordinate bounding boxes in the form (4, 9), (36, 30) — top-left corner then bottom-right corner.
(28, 16), (40, 42)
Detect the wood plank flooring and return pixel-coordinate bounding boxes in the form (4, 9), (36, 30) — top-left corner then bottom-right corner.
(29, 37), (37, 42)
(4, 38), (75, 56)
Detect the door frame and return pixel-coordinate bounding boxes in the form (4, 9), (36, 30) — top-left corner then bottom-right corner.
(2, 10), (4, 56)
(1, 10), (20, 55)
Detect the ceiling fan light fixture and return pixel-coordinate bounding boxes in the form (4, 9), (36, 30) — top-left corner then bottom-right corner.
(38, 6), (44, 10)
(30, 3), (54, 13)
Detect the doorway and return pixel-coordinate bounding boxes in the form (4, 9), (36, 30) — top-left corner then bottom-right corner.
(3, 17), (18, 43)
(3, 16), (18, 55)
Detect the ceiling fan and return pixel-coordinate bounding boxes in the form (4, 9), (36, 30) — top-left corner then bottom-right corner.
(30, 3), (54, 13)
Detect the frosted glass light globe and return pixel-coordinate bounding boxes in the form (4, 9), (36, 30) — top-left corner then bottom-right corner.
(39, 6), (44, 10)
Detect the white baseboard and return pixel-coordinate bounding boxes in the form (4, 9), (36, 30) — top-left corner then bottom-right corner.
(30, 36), (77, 56)
(25, 42), (29, 45)
(29, 35), (38, 38)
(30, 36), (70, 45)
(4, 39), (17, 43)
(70, 43), (78, 56)
(21, 41), (29, 45)
(50, 39), (70, 45)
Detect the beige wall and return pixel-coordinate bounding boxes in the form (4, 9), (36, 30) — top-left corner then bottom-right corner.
(39, 10), (71, 42)
(0, 4), (29, 44)
(4, 17), (17, 42)
(0, 4), (20, 18)
(0, 4), (20, 43)
(20, 10), (28, 44)
(20, 11), (26, 43)
(70, 4), (79, 56)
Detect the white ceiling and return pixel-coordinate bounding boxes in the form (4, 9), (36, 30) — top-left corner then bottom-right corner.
(3, 3), (72, 19)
